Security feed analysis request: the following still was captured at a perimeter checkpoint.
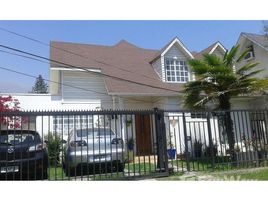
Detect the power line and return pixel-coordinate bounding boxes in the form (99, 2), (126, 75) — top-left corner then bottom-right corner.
(0, 43), (181, 94)
(0, 64), (181, 106)
(0, 26), (162, 83)
(0, 64), (156, 104)
(0, 49), (157, 104)
(0, 49), (49, 64)
(0, 27), (183, 107)
(0, 65), (106, 95)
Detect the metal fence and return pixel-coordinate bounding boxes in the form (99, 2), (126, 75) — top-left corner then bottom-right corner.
(165, 110), (268, 173)
(0, 109), (168, 180)
(1, 109), (268, 180)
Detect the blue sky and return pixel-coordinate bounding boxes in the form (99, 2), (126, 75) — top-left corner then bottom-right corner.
(0, 20), (265, 92)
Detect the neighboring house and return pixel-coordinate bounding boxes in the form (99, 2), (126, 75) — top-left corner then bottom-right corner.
(234, 32), (268, 110)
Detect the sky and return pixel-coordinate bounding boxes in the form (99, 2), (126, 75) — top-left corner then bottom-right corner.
(0, 20), (265, 93)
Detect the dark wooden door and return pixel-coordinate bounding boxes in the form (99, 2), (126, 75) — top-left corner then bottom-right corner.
(135, 114), (152, 155)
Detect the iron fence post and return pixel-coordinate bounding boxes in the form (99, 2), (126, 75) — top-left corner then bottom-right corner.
(182, 112), (190, 172)
(206, 112), (215, 170)
(154, 108), (168, 173)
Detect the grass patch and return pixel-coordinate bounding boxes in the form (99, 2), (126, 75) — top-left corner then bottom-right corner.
(168, 156), (261, 172)
(125, 162), (157, 175)
(46, 158), (268, 180)
(156, 172), (184, 181)
(47, 162), (158, 180)
(215, 168), (268, 180)
(48, 167), (67, 180)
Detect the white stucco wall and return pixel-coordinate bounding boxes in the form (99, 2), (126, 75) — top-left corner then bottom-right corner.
(0, 93), (101, 138)
(1, 93), (100, 111)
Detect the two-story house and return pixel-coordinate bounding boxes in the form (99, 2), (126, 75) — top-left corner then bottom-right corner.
(47, 38), (226, 155)
(49, 37), (226, 111)
(1, 37), (227, 155)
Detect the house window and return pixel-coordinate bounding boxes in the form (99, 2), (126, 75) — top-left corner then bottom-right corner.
(244, 45), (255, 61)
(165, 59), (189, 82)
(53, 115), (93, 137)
(190, 112), (207, 119)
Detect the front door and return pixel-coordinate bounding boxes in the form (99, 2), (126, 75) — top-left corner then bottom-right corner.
(135, 114), (152, 155)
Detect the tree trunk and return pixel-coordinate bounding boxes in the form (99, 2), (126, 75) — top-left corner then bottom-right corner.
(219, 95), (236, 162)
(224, 112), (236, 162)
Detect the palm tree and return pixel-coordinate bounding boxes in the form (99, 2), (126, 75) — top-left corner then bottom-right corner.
(184, 45), (268, 160)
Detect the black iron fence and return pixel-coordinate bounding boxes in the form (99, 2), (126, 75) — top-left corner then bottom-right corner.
(0, 109), (168, 180)
(1, 109), (268, 180)
(165, 110), (268, 173)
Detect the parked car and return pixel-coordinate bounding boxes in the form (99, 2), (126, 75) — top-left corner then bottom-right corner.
(63, 128), (125, 176)
(0, 130), (48, 180)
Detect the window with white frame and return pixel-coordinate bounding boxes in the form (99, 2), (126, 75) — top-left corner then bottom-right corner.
(52, 115), (93, 137)
(165, 59), (189, 82)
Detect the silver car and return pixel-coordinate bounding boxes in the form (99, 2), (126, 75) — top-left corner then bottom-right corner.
(63, 128), (125, 176)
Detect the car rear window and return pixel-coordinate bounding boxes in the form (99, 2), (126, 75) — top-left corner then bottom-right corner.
(0, 131), (41, 146)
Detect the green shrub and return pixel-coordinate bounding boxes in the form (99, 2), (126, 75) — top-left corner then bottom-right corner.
(45, 133), (62, 166)
(193, 140), (203, 158)
(203, 144), (218, 157)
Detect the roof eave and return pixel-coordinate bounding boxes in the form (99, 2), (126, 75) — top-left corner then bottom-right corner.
(240, 33), (268, 52)
(208, 42), (227, 54)
(160, 38), (194, 59)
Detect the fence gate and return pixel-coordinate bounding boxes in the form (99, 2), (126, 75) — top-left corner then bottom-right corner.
(0, 109), (169, 181)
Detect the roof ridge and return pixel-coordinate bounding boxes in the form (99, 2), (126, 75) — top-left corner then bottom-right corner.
(50, 40), (114, 48)
(193, 41), (226, 59)
(114, 39), (159, 51)
(150, 36), (193, 63)
(241, 32), (264, 36)
(51, 39), (158, 52)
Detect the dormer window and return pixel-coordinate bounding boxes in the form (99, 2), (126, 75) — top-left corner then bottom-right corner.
(165, 58), (189, 83)
(244, 45), (255, 61)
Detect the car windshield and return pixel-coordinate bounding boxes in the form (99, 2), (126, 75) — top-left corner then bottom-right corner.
(0, 131), (40, 146)
(76, 129), (115, 138)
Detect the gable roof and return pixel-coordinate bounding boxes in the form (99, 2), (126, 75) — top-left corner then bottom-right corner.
(50, 40), (184, 96)
(240, 32), (268, 52)
(194, 41), (227, 59)
(150, 37), (194, 63)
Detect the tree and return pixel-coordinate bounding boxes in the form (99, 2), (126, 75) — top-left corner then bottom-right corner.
(0, 95), (26, 129)
(32, 75), (48, 94)
(184, 45), (268, 160)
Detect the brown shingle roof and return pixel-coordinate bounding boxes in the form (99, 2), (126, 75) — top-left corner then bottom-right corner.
(50, 40), (183, 95)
